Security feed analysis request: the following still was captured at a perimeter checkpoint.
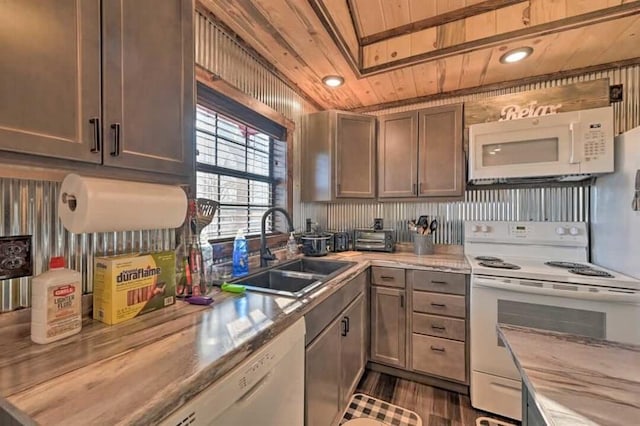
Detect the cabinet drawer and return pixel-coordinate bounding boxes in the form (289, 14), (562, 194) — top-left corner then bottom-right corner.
(371, 267), (405, 288)
(412, 334), (465, 382)
(413, 291), (465, 318)
(412, 270), (466, 295)
(413, 313), (465, 341)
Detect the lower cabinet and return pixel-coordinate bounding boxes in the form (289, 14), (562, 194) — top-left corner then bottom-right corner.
(306, 292), (366, 426)
(370, 285), (406, 368)
(340, 294), (366, 408)
(412, 334), (466, 382)
(409, 270), (469, 384)
(368, 268), (469, 389)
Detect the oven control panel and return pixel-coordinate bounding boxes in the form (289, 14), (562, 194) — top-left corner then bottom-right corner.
(465, 221), (588, 246)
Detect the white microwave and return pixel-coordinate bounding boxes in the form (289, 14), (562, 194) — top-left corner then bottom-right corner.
(468, 106), (614, 184)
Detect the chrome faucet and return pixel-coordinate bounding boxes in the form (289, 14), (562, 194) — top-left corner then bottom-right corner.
(260, 207), (294, 267)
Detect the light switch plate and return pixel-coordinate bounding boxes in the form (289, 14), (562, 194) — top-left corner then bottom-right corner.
(0, 235), (33, 280)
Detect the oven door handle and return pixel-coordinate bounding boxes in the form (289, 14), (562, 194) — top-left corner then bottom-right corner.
(473, 277), (640, 303)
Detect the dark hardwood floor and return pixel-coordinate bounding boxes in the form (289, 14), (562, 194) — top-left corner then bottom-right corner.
(354, 370), (520, 426)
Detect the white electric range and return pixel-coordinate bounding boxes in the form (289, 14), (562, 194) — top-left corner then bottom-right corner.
(464, 221), (640, 421)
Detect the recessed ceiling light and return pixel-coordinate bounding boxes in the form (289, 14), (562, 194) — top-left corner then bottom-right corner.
(499, 47), (533, 64)
(322, 75), (344, 87)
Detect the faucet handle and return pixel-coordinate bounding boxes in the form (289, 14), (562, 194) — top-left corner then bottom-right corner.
(262, 247), (275, 261)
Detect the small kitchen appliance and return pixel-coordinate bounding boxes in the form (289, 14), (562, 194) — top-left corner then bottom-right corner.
(465, 221), (640, 420)
(353, 229), (395, 252)
(300, 233), (332, 257)
(331, 231), (351, 252)
(468, 106), (614, 184)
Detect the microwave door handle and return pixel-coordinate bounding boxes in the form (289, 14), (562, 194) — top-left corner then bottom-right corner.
(569, 122), (582, 164)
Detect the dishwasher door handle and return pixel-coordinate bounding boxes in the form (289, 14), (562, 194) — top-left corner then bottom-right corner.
(237, 371), (273, 405)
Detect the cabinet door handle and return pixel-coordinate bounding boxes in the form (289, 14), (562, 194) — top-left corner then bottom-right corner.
(412, 183), (417, 195)
(419, 182), (423, 193)
(430, 303), (446, 308)
(337, 183), (341, 194)
(89, 117), (101, 153)
(431, 325), (446, 331)
(341, 318), (348, 336)
(110, 123), (121, 157)
(344, 316), (350, 333)
(380, 275), (395, 280)
(400, 294), (404, 308)
(431, 280), (448, 285)
(430, 345), (446, 352)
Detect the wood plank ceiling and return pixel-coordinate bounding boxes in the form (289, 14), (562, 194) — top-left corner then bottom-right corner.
(198, 0), (640, 111)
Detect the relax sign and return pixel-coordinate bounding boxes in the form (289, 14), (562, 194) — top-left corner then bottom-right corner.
(465, 79), (610, 127)
(498, 101), (563, 121)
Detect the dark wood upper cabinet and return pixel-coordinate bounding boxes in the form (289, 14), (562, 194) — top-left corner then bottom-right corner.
(0, 0), (102, 163)
(0, 0), (194, 177)
(377, 103), (464, 199)
(418, 104), (464, 197)
(378, 111), (418, 198)
(102, 0), (194, 175)
(302, 111), (376, 201)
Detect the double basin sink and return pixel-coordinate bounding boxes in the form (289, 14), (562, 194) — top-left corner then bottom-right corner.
(231, 258), (355, 298)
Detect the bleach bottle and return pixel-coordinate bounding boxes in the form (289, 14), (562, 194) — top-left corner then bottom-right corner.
(232, 229), (249, 277)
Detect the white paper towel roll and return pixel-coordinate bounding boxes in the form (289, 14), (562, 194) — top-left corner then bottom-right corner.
(58, 174), (188, 234)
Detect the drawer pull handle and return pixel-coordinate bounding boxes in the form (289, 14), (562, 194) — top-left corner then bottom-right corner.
(380, 275), (395, 280)
(430, 346), (446, 352)
(431, 280), (448, 285)
(431, 325), (446, 330)
(430, 303), (446, 308)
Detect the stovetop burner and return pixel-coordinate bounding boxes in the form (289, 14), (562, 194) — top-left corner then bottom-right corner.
(478, 261), (521, 270)
(475, 256), (503, 262)
(545, 261), (588, 269)
(568, 268), (614, 278)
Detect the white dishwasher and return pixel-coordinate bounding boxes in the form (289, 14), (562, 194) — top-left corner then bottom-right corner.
(161, 318), (305, 426)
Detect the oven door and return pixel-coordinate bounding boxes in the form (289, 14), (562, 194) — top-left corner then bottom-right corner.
(469, 121), (580, 181)
(471, 275), (640, 380)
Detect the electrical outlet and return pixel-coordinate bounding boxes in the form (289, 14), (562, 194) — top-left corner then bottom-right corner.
(0, 235), (33, 280)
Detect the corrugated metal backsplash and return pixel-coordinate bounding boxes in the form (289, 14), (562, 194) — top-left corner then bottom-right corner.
(302, 186), (589, 244)
(0, 178), (175, 313)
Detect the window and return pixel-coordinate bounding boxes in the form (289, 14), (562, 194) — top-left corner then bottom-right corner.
(196, 104), (285, 242)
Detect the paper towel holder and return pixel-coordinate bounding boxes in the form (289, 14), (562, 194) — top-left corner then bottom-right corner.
(61, 193), (77, 212)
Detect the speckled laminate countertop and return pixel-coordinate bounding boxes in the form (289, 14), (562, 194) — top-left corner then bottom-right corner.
(497, 325), (640, 426)
(0, 251), (468, 425)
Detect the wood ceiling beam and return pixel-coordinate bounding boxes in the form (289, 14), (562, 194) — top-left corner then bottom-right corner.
(360, 0), (527, 46)
(351, 57), (640, 113)
(360, 2), (640, 75)
(307, 0), (361, 75)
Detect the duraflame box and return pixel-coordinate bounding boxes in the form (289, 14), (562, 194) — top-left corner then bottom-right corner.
(93, 251), (176, 325)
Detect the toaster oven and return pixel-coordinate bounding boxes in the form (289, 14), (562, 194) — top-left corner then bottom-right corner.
(353, 229), (395, 252)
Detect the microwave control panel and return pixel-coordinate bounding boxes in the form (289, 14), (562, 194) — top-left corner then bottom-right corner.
(583, 122), (607, 161)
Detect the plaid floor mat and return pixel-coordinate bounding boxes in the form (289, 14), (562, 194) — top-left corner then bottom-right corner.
(340, 393), (422, 426)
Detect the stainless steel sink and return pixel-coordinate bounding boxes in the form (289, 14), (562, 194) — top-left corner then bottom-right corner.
(232, 258), (355, 298)
(273, 258), (352, 276)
